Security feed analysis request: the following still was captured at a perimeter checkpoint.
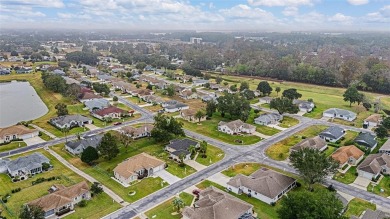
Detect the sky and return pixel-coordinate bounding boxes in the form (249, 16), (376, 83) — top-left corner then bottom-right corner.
(1, 0), (390, 31)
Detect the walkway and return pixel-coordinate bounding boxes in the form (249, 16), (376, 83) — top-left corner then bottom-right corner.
(30, 124), (58, 139)
(46, 148), (128, 206)
(207, 172), (231, 187)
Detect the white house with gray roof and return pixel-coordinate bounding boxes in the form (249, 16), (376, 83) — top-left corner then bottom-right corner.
(84, 98), (110, 111)
(165, 139), (199, 161)
(357, 153), (390, 179)
(379, 139), (390, 155)
(163, 101), (189, 113)
(293, 99), (315, 112)
(354, 132), (377, 151)
(254, 113), (283, 126)
(49, 114), (92, 129)
(323, 108), (357, 121)
(218, 120), (256, 135)
(65, 135), (103, 155)
(319, 126), (346, 142)
(227, 168), (296, 205)
(6, 152), (50, 179)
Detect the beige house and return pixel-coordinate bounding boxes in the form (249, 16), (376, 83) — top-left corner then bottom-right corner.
(363, 114), (383, 128)
(120, 124), (154, 139)
(331, 145), (364, 167)
(182, 186), (254, 219)
(357, 153), (390, 180)
(290, 136), (328, 153)
(0, 125), (39, 144)
(218, 120), (256, 135)
(179, 89), (198, 100)
(113, 153), (165, 185)
(180, 109), (206, 123)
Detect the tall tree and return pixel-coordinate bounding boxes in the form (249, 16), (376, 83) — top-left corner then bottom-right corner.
(200, 141), (208, 158)
(61, 127), (70, 143)
(81, 146), (99, 165)
(239, 81), (249, 91)
(90, 182), (103, 195)
(195, 110), (205, 123)
(206, 100), (217, 117)
(375, 125), (388, 139)
(382, 117), (390, 129)
(270, 97), (299, 115)
(275, 87), (281, 96)
(257, 81), (273, 96)
(151, 114), (185, 142)
(343, 86), (360, 107)
(19, 205), (45, 219)
(65, 84), (81, 102)
(166, 84), (175, 96)
(277, 189), (345, 219)
(55, 103), (68, 116)
(290, 148), (339, 190)
(98, 133), (119, 160)
(282, 88), (302, 100)
(216, 76), (223, 84)
(340, 58), (361, 86)
(119, 131), (133, 152)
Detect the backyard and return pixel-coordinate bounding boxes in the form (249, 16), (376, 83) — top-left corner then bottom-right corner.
(145, 192), (194, 219)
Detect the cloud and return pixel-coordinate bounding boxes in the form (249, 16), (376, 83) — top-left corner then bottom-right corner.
(57, 12), (91, 19)
(220, 4), (275, 19)
(328, 13), (353, 23)
(347, 0), (369, 6)
(1, 0), (64, 8)
(282, 7), (298, 16)
(364, 5), (390, 23)
(248, 0), (313, 7)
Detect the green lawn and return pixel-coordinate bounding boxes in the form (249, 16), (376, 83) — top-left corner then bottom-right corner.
(278, 116), (299, 128)
(38, 132), (52, 141)
(126, 96), (144, 105)
(266, 125), (328, 160)
(333, 166), (358, 184)
(222, 163), (262, 177)
(344, 198), (376, 218)
(145, 192), (194, 219)
(369, 175), (390, 197)
(51, 137), (196, 202)
(256, 125), (281, 136)
(195, 144), (225, 166)
(323, 146), (337, 157)
(0, 141), (27, 153)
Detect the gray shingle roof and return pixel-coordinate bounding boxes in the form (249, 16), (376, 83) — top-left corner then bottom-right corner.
(65, 135), (102, 150)
(254, 113), (282, 124)
(354, 132), (377, 148)
(167, 139), (198, 152)
(84, 99), (110, 110)
(358, 153), (390, 175)
(324, 108), (356, 118)
(319, 126), (345, 140)
(50, 114), (92, 126)
(7, 152), (50, 172)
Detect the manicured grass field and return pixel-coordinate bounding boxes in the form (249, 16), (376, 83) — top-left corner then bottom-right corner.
(265, 125), (328, 160)
(344, 198), (376, 218)
(145, 192), (194, 219)
(256, 125), (281, 136)
(369, 175), (390, 197)
(38, 132), (52, 141)
(222, 163), (262, 177)
(126, 96), (144, 105)
(333, 166), (358, 184)
(51, 137), (196, 202)
(278, 116), (299, 128)
(195, 144), (225, 166)
(0, 141), (27, 153)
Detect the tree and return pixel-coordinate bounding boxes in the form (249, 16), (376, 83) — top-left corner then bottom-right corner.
(216, 76), (223, 84)
(119, 132), (133, 152)
(363, 102), (372, 111)
(343, 86), (360, 107)
(146, 83), (153, 90)
(357, 93), (364, 105)
(375, 126), (388, 139)
(53, 47), (59, 54)
(90, 182), (103, 195)
(206, 100), (217, 117)
(166, 84), (175, 96)
(55, 103), (68, 116)
(151, 114), (185, 142)
(257, 81), (273, 96)
(172, 197), (184, 213)
(195, 110), (205, 123)
(275, 87), (281, 96)
(61, 127), (70, 143)
(98, 133), (119, 160)
(239, 81), (249, 91)
(277, 189), (345, 219)
(241, 89), (255, 100)
(290, 148), (339, 190)
(282, 88), (302, 100)
(230, 85), (237, 92)
(178, 152), (186, 167)
(188, 145), (197, 156)
(217, 93), (251, 121)
(92, 83), (110, 96)
(270, 97), (299, 115)
(65, 84), (81, 102)
(135, 62), (147, 70)
(200, 141), (208, 158)
(10, 51), (18, 56)
(113, 96), (118, 102)
(383, 117), (390, 129)
(223, 82), (228, 86)
(19, 205), (45, 219)
(81, 146), (99, 165)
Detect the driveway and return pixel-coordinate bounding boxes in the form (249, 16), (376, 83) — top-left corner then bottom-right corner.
(267, 124), (287, 131)
(207, 172), (231, 187)
(351, 176), (372, 190)
(154, 170), (181, 184)
(185, 160), (207, 171)
(253, 131), (270, 139)
(84, 124), (99, 130)
(24, 136), (46, 146)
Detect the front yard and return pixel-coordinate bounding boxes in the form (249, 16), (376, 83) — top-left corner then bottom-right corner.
(195, 144), (225, 166)
(222, 163), (262, 177)
(278, 116), (299, 128)
(145, 192), (194, 219)
(369, 175), (390, 197)
(333, 166), (358, 184)
(0, 141), (27, 153)
(344, 198), (376, 218)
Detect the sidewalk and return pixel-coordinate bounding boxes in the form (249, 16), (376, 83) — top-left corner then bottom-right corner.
(46, 148), (129, 206)
(30, 124), (58, 139)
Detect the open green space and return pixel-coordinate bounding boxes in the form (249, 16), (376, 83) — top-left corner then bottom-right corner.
(344, 198), (376, 218)
(278, 116), (300, 128)
(38, 132), (52, 141)
(51, 137), (196, 202)
(195, 144), (225, 166)
(126, 96), (145, 105)
(246, 109), (280, 136)
(0, 141), (27, 153)
(145, 192), (194, 219)
(266, 125), (328, 161)
(222, 163), (262, 177)
(333, 166), (358, 184)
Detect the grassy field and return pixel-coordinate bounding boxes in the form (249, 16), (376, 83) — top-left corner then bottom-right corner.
(0, 141), (27, 153)
(222, 163), (262, 177)
(279, 116), (300, 128)
(369, 175), (390, 197)
(145, 192), (194, 219)
(50, 137), (197, 202)
(344, 198), (376, 218)
(0, 149), (118, 219)
(323, 146), (337, 157)
(246, 109), (281, 136)
(195, 144), (225, 166)
(265, 125), (328, 160)
(333, 166), (358, 184)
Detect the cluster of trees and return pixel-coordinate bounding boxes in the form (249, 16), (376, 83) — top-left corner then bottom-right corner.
(268, 88), (302, 115)
(66, 51), (98, 65)
(81, 132), (120, 165)
(151, 114), (185, 142)
(92, 83), (110, 96)
(41, 72), (81, 101)
(182, 64), (202, 77)
(215, 93), (251, 121)
(375, 117), (390, 139)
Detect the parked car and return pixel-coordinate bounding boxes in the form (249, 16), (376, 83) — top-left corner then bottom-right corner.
(113, 122), (122, 125)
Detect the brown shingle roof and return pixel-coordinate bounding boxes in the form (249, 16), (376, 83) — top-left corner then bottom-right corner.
(121, 124), (154, 136)
(358, 154), (390, 175)
(181, 109), (197, 117)
(93, 106), (125, 116)
(113, 153), (165, 179)
(365, 114), (382, 123)
(0, 125), (37, 139)
(331, 145), (364, 164)
(290, 136), (327, 152)
(79, 92), (102, 100)
(182, 186), (253, 219)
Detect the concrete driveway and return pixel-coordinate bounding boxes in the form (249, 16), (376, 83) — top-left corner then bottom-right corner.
(84, 124), (99, 130)
(351, 176), (372, 190)
(253, 131), (270, 139)
(155, 170), (181, 184)
(267, 124), (287, 131)
(207, 172), (231, 187)
(24, 136), (46, 146)
(184, 160), (207, 171)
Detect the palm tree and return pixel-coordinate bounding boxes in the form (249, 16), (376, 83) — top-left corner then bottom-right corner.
(200, 141), (208, 158)
(61, 127), (70, 142)
(178, 152), (186, 167)
(188, 145), (197, 158)
(195, 110), (205, 123)
(172, 197), (184, 213)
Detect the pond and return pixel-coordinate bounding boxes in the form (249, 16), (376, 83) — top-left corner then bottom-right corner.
(0, 81), (48, 128)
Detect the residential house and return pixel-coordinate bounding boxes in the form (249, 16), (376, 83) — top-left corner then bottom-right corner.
(179, 89), (198, 100)
(323, 108), (357, 121)
(84, 98), (110, 111)
(91, 106), (126, 121)
(62, 76), (80, 85)
(6, 152), (50, 179)
(379, 139), (390, 155)
(49, 114), (92, 129)
(142, 95), (163, 105)
(319, 126), (346, 142)
(218, 120), (256, 135)
(363, 114), (383, 129)
(179, 75), (193, 83)
(112, 81), (133, 93)
(52, 69), (65, 75)
(65, 135), (103, 155)
(290, 136), (328, 152)
(164, 102), (189, 113)
(165, 139), (199, 161)
(354, 132), (378, 151)
(113, 153), (165, 185)
(227, 168), (296, 205)
(254, 113), (283, 126)
(0, 68), (11, 75)
(201, 94), (218, 103)
(29, 181), (91, 218)
(331, 145), (364, 167)
(120, 124), (154, 139)
(182, 186), (254, 219)
(357, 153), (390, 179)
(180, 109), (206, 123)
(136, 89), (154, 99)
(259, 97), (273, 104)
(354, 209), (390, 219)
(293, 99), (315, 112)
(97, 74), (113, 83)
(0, 125), (39, 144)
(78, 92), (103, 103)
(192, 79), (209, 86)
(162, 100), (178, 108)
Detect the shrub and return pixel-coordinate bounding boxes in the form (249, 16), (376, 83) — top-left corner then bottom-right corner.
(254, 109), (260, 114)
(327, 185), (336, 192)
(301, 136), (307, 139)
(296, 182), (301, 187)
(271, 202), (276, 206)
(78, 200), (87, 207)
(343, 140), (354, 146)
(11, 188), (21, 193)
(355, 172), (358, 176)
(335, 140), (342, 144)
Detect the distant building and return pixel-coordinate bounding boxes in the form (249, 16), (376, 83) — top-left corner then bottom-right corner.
(190, 37), (203, 44)
(254, 113), (283, 126)
(120, 124), (154, 139)
(363, 114), (383, 129)
(6, 152), (50, 179)
(354, 132), (377, 151)
(357, 153), (390, 179)
(49, 114), (92, 129)
(65, 135), (103, 155)
(293, 99), (315, 112)
(379, 139), (390, 155)
(323, 108), (356, 121)
(165, 139), (199, 161)
(91, 106), (126, 121)
(331, 145), (364, 167)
